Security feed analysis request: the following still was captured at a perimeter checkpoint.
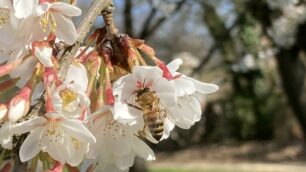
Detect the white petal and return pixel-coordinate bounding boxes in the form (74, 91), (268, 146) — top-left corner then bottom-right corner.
(184, 76), (219, 94)
(34, 46), (53, 67)
(66, 138), (86, 166)
(36, 2), (52, 16)
(167, 58), (183, 74)
(113, 97), (143, 126)
(19, 127), (44, 162)
(132, 137), (155, 161)
(60, 119), (96, 143)
(12, 117), (47, 135)
(132, 66), (163, 85)
(153, 78), (176, 106)
(115, 152), (135, 170)
(45, 135), (69, 164)
(14, 0), (38, 18)
(168, 96), (202, 129)
(98, 164), (129, 172)
(65, 63), (88, 91)
(52, 12), (78, 45)
(51, 2), (82, 17)
(31, 82), (44, 105)
(0, 122), (13, 149)
(171, 77), (196, 96)
(162, 117), (175, 140)
(10, 57), (36, 88)
(113, 75), (138, 101)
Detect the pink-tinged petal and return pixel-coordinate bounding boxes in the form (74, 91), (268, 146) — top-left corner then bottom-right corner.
(183, 76), (219, 94)
(8, 99), (26, 122)
(60, 119), (96, 143)
(33, 44), (53, 67)
(132, 137), (155, 161)
(12, 117), (46, 134)
(8, 87), (31, 122)
(167, 58), (183, 74)
(14, 0), (38, 18)
(51, 2), (82, 17)
(19, 127), (44, 162)
(113, 75), (137, 101)
(66, 63), (88, 91)
(113, 95), (143, 126)
(52, 12), (77, 45)
(47, 161), (64, 172)
(132, 66), (163, 86)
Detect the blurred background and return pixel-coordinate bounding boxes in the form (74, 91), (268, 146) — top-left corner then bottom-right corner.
(79, 0), (306, 171)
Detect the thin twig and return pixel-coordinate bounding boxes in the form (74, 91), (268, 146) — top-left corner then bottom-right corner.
(58, 0), (113, 80)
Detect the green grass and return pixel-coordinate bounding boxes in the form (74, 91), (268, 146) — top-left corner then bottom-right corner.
(150, 169), (246, 172)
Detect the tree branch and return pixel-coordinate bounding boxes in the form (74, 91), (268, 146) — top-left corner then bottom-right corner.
(140, 0), (187, 39)
(124, 0), (133, 36)
(58, 0), (112, 79)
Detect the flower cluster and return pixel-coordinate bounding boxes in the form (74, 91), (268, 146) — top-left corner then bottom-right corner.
(0, 1), (218, 172)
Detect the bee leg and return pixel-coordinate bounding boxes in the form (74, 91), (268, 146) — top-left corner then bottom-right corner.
(138, 122), (148, 138)
(125, 101), (142, 110)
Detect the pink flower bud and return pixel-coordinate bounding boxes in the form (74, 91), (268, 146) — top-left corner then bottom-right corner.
(8, 87), (31, 122)
(32, 41), (54, 67)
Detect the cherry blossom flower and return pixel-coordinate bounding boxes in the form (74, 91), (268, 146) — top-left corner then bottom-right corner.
(113, 66), (177, 143)
(51, 63), (90, 119)
(87, 107), (155, 171)
(165, 58), (219, 129)
(7, 86), (31, 122)
(20, 0), (81, 44)
(13, 112), (95, 166)
(1, 0), (81, 45)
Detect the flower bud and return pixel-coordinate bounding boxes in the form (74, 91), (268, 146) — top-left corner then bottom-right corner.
(8, 87), (31, 122)
(32, 41), (54, 67)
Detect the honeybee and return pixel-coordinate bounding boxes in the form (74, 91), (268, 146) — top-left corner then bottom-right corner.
(133, 87), (166, 141)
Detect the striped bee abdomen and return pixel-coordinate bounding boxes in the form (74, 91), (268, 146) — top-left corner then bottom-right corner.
(144, 109), (165, 141)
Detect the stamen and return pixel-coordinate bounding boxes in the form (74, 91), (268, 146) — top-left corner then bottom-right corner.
(0, 8), (10, 27)
(40, 12), (57, 33)
(59, 88), (78, 110)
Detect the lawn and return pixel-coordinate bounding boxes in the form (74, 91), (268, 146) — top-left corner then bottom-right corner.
(150, 169), (246, 172)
